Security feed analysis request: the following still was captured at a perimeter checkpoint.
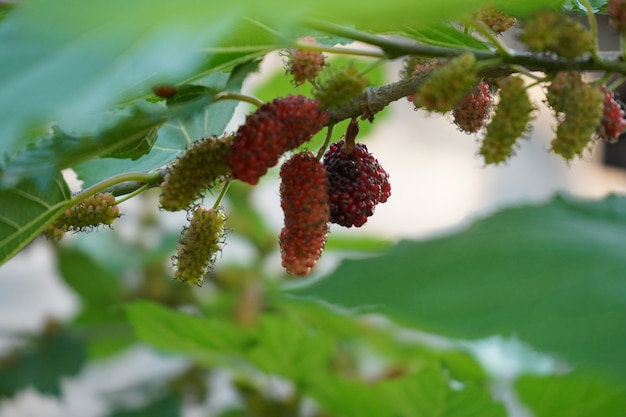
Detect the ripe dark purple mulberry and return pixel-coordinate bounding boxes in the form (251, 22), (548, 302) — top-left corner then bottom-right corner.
(279, 152), (329, 276)
(323, 140), (391, 228)
(228, 95), (328, 185)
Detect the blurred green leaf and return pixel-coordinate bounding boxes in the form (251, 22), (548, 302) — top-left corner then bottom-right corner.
(107, 394), (181, 417)
(0, 330), (86, 397)
(0, 173), (71, 265)
(296, 194), (626, 381)
(57, 248), (125, 320)
(126, 301), (253, 366)
(310, 366), (505, 417)
(324, 234), (395, 252)
(517, 372), (626, 417)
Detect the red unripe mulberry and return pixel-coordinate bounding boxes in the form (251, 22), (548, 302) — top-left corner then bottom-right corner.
(597, 86), (626, 142)
(279, 152), (330, 276)
(228, 95), (328, 185)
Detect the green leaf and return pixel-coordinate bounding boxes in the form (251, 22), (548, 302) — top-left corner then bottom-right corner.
(0, 330), (86, 397)
(310, 366), (505, 417)
(563, 0), (607, 13)
(0, 172), (71, 266)
(401, 22), (491, 51)
(74, 72), (240, 188)
(517, 372), (626, 417)
(101, 125), (159, 161)
(3, 96), (219, 188)
(295, 195), (626, 381)
(125, 301), (254, 365)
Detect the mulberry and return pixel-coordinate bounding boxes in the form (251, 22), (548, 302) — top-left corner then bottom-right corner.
(479, 76), (533, 164)
(279, 152), (330, 276)
(313, 65), (369, 110)
(475, 5), (516, 34)
(284, 36), (325, 86)
(323, 140), (391, 228)
(519, 10), (594, 59)
(453, 80), (493, 134)
(609, 0), (626, 35)
(546, 72), (604, 159)
(160, 135), (232, 212)
(228, 95), (328, 185)
(413, 53), (478, 113)
(174, 207), (226, 286)
(45, 193), (120, 238)
(597, 86), (626, 142)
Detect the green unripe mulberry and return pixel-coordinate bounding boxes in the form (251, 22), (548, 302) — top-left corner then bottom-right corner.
(45, 192), (120, 238)
(413, 53), (477, 113)
(479, 76), (534, 164)
(519, 10), (594, 59)
(174, 207), (226, 286)
(160, 135), (232, 212)
(546, 72), (604, 160)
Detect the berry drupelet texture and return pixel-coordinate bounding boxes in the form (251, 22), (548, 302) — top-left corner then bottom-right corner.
(228, 95), (329, 185)
(413, 53), (478, 113)
(546, 72), (604, 160)
(597, 86), (626, 142)
(45, 193), (120, 239)
(279, 152), (330, 276)
(160, 135), (232, 212)
(323, 140), (391, 228)
(479, 76), (533, 164)
(174, 207), (226, 286)
(284, 36), (325, 86)
(453, 80), (493, 134)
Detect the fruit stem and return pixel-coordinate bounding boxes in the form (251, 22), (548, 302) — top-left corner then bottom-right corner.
(73, 171), (162, 207)
(509, 65), (545, 82)
(343, 118), (359, 155)
(579, 0), (602, 61)
(316, 124), (335, 160)
(213, 180), (231, 210)
(607, 75), (626, 91)
(462, 18), (513, 59)
(114, 182), (150, 205)
(359, 57), (387, 77)
(213, 91), (264, 108)
(292, 39), (385, 59)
